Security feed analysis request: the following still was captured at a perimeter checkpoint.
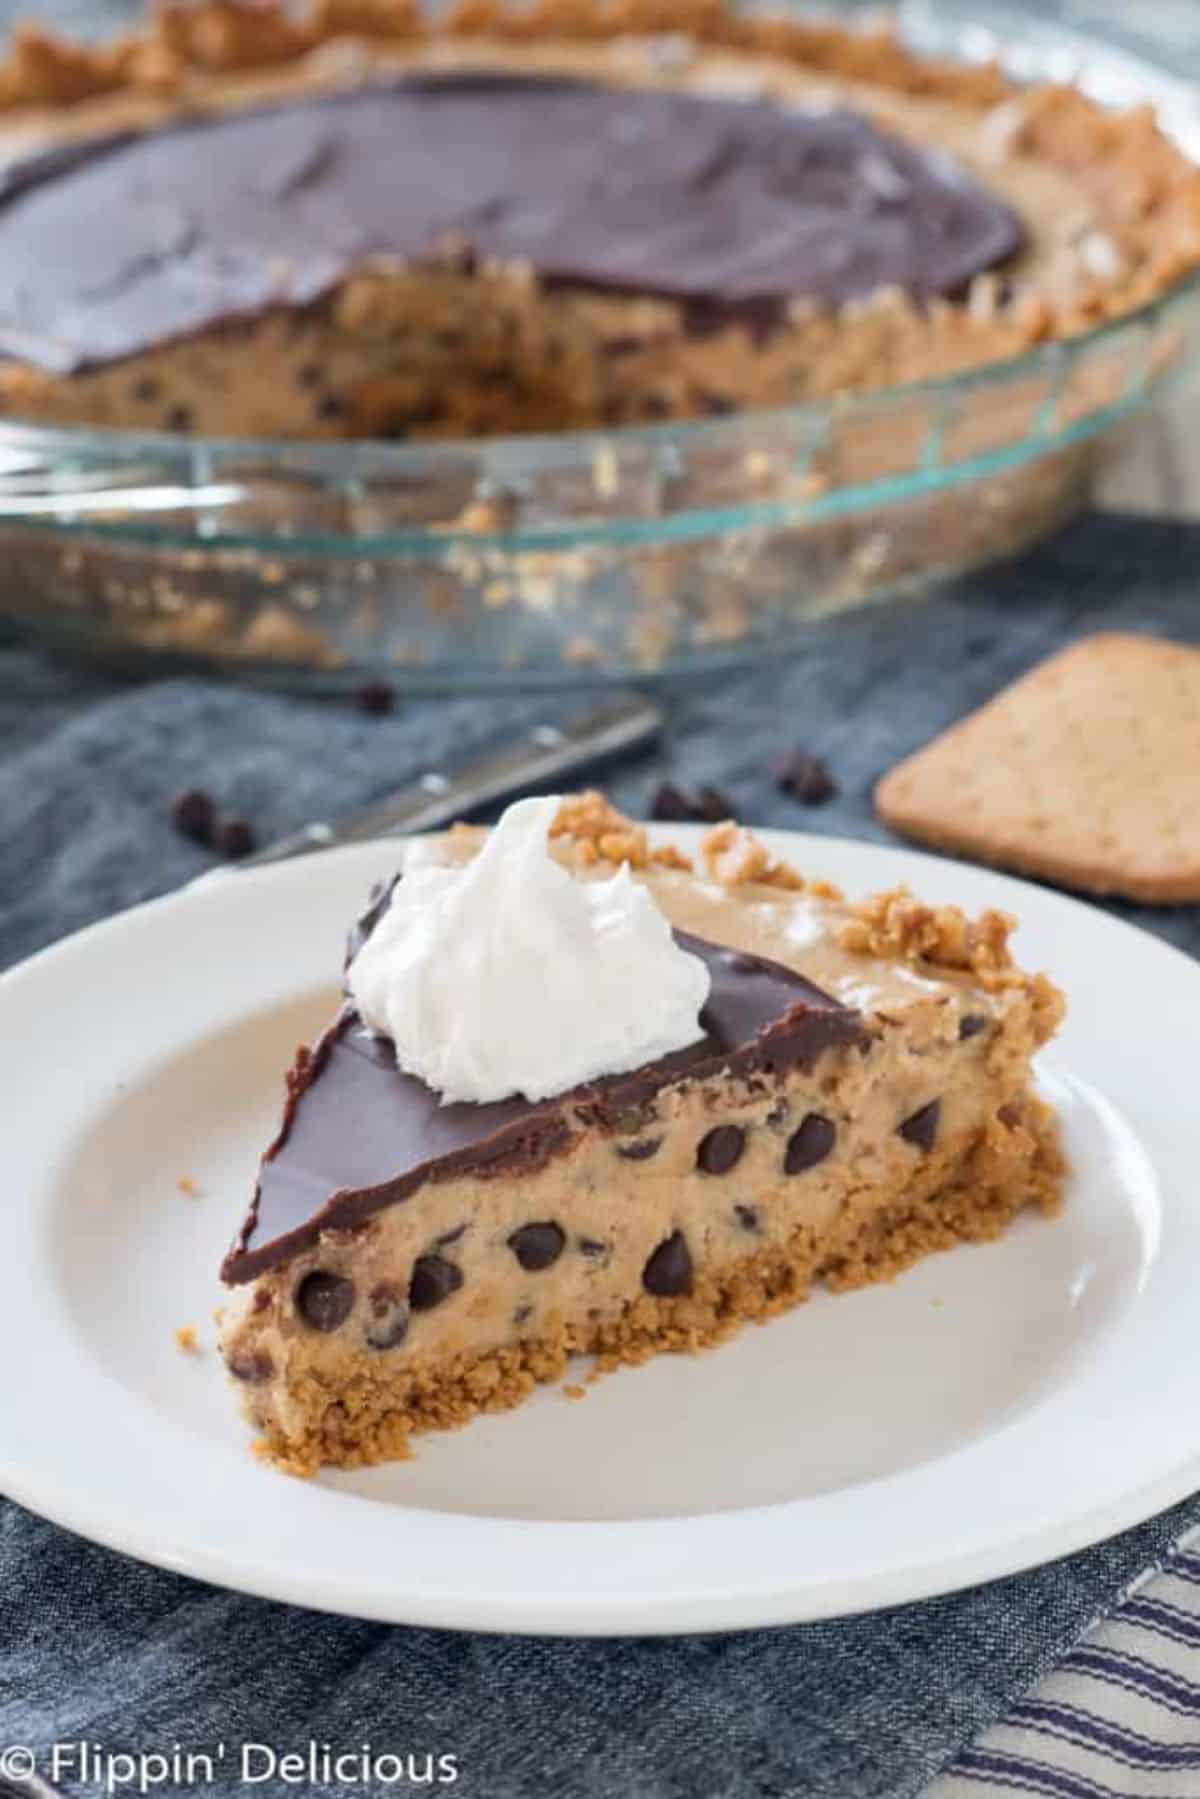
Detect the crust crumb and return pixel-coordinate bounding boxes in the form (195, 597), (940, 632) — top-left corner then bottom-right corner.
(174, 1324), (200, 1354)
(177, 1174), (199, 1196)
(551, 789), (696, 872)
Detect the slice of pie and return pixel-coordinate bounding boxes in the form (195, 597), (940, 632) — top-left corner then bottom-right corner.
(0, 0), (1194, 441)
(218, 794), (1065, 1474)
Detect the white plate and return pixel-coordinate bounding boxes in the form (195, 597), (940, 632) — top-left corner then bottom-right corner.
(1, 828), (1195, 1635)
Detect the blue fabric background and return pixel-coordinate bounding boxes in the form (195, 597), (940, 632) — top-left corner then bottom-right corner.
(2, 511), (1200, 1797)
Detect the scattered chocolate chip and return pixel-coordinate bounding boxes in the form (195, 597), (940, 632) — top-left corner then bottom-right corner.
(353, 680), (395, 717)
(513, 1303), (533, 1326)
(616, 1137), (662, 1162)
(364, 1282), (409, 1351)
(228, 1348), (273, 1384)
(734, 1204), (759, 1232)
(643, 1231), (693, 1297)
(696, 1124), (746, 1175)
(295, 1270), (356, 1332)
(773, 751), (837, 806)
(649, 781), (734, 824)
(164, 404), (193, 432)
(899, 1099), (941, 1152)
(578, 1237), (610, 1259)
(650, 781), (695, 822)
(169, 786), (216, 846)
(409, 1253), (463, 1311)
(958, 1014), (988, 1041)
(215, 816), (255, 860)
(508, 1221), (566, 1272)
(784, 1113), (836, 1175)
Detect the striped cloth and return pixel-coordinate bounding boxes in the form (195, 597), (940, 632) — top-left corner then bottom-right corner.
(935, 1533), (1200, 1798)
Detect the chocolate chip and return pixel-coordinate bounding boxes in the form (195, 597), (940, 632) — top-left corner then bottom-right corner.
(784, 1113), (836, 1175)
(131, 375), (161, 403)
(514, 1303), (533, 1326)
(169, 786), (215, 846)
(508, 1221), (565, 1271)
(364, 1282), (409, 1351)
(216, 816), (255, 860)
(696, 388), (736, 416)
(734, 1204), (759, 1232)
(354, 680), (395, 716)
(409, 1254), (463, 1311)
(316, 393), (344, 420)
(899, 1099), (941, 1152)
(616, 1137), (662, 1162)
(643, 1231), (693, 1297)
(295, 1270), (356, 1332)
(578, 1237), (610, 1260)
(696, 1125), (745, 1175)
(958, 1014), (988, 1040)
(434, 1223), (467, 1249)
(164, 404), (193, 432)
(773, 752), (837, 806)
(650, 781), (695, 822)
(228, 1348), (273, 1383)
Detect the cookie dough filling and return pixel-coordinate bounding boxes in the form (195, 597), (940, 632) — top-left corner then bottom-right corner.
(0, 0), (1196, 440)
(218, 793), (1066, 1474)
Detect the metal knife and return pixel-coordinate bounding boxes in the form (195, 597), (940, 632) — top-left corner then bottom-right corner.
(239, 689), (662, 869)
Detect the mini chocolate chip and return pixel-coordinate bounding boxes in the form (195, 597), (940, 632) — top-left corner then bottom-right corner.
(164, 404), (193, 432)
(228, 1348), (273, 1384)
(578, 1237), (610, 1259)
(643, 1231), (693, 1297)
(365, 1282), (409, 1352)
(508, 1221), (566, 1272)
(216, 816), (255, 860)
(295, 1270), (356, 1332)
(316, 393), (344, 420)
(409, 1254), (463, 1311)
(354, 680), (395, 717)
(696, 1124), (745, 1175)
(650, 780), (695, 822)
(958, 1014), (988, 1040)
(734, 1204), (759, 1232)
(169, 786), (215, 845)
(514, 1303), (533, 1326)
(899, 1099), (941, 1152)
(773, 752), (837, 806)
(784, 1113), (836, 1175)
(616, 1137), (662, 1162)
(131, 375), (161, 403)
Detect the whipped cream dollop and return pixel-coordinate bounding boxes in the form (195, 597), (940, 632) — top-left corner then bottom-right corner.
(347, 796), (711, 1105)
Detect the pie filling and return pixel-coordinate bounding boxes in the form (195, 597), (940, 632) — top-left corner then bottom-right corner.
(217, 803), (1066, 1475)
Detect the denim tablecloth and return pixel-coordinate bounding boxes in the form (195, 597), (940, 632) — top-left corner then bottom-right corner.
(2, 510), (1200, 1799)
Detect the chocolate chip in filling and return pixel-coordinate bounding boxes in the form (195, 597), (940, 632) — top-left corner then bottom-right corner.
(643, 1231), (693, 1297)
(508, 1221), (566, 1272)
(616, 1137), (662, 1162)
(364, 1282), (410, 1352)
(295, 1270), (356, 1332)
(409, 1253), (464, 1311)
(899, 1099), (941, 1152)
(228, 1347), (274, 1384)
(784, 1113), (836, 1175)
(696, 1124), (746, 1175)
(734, 1204), (760, 1233)
(958, 1014), (989, 1040)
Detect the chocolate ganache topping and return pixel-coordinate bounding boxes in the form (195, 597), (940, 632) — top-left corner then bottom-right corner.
(222, 925), (865, 1284)
(0, 74), (1022, 373)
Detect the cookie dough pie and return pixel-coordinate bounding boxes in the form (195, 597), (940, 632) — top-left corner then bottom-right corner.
(0, 0), (1195, 440)
(218, 795), (1065, 1473)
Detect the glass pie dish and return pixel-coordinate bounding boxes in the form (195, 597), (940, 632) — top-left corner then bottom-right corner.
(1, 0), (1198, 690)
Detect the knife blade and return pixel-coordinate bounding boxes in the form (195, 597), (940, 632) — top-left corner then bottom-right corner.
(238, 689), (662, 869)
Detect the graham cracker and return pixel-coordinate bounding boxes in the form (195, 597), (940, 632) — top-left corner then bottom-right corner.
(875, 633), (1200, 904)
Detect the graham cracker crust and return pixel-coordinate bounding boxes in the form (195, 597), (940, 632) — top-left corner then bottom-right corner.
(253, 1088), (1064, 1477)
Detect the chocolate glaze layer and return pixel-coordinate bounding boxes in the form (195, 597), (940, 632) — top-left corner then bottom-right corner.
(221, 927), (864, 1284)
(0, 74), (1022, 373)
